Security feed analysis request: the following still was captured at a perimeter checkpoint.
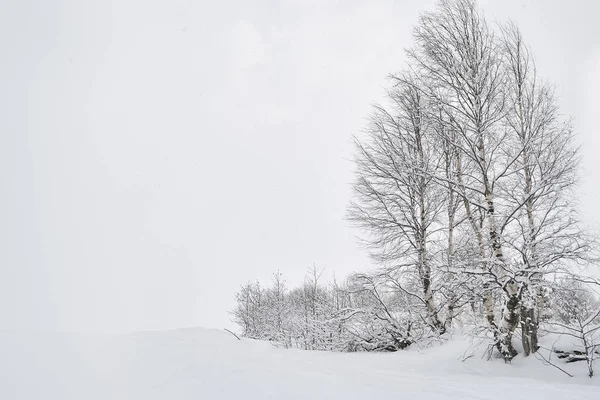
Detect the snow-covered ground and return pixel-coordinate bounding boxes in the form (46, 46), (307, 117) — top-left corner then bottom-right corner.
(1, 328), (598, 399)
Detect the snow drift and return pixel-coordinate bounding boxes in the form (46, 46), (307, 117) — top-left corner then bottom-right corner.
(1, 328), (599, 399)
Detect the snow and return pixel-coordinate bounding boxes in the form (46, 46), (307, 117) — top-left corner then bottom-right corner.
(1, 328), (599, 399)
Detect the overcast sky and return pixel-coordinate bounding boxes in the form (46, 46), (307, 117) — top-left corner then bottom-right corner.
(1, 0), (599, 334)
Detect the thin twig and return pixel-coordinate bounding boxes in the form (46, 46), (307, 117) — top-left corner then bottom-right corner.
(224, 328), (241, 340)
(535, 349), (573, 378)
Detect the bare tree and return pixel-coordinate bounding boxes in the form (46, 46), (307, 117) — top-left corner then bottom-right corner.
(231, 281), (266, 339)
(547, 277), (600, 377)
(501, 23), (587, 356)
(266, 271), (291, 346)
(349, 77), (446, 334)
(405, 0), (524, 359)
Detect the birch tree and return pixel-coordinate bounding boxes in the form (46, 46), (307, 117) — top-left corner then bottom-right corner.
(406, 0), (524, 359)
(349, 77), (446, 334)
(501, 23), (587, 355)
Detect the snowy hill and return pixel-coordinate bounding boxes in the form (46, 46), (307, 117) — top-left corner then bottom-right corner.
(1, 328), (599, 399)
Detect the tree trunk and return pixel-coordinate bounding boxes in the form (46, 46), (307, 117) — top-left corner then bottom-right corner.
(479, 133), (519, 361)
(416, 124), (445, 334)
(457, 152), (498, 333)
(499, 279), (520, 360)
(444, 136), (458, 331)
(520, 304), (538, 356)
(521, 151), (540, 356)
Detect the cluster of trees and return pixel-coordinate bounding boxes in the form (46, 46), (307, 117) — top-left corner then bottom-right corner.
(347, 0), (597, 362)
(231, 0), (600, 373)
(231, 268), (340, 351)
(231, 267), (429, 352)
(231, 268), (600, 366)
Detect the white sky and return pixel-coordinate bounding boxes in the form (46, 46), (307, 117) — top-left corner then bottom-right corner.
(1, 0), (599, 334)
